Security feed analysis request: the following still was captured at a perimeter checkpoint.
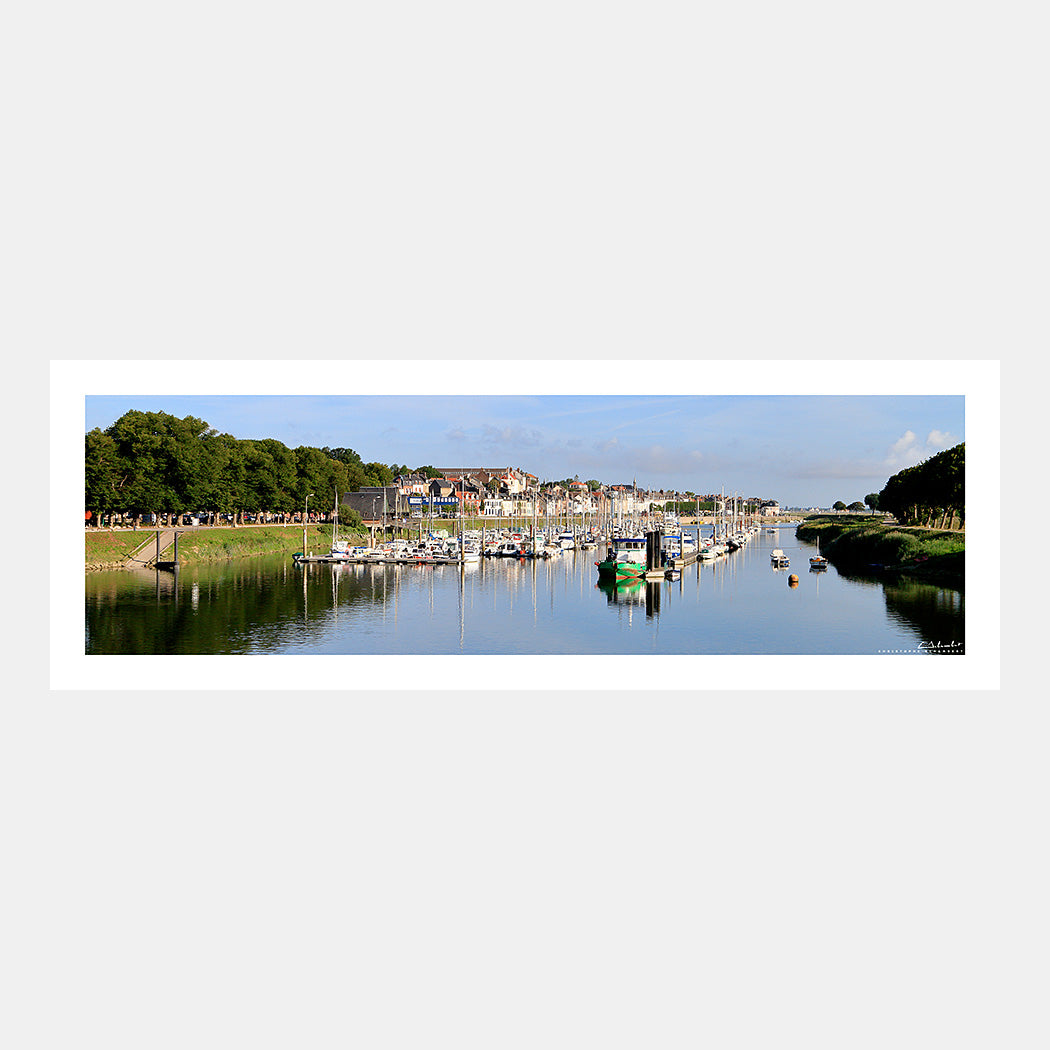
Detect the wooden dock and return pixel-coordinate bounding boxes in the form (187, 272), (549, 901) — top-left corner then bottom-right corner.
(295, 553), (464, 566)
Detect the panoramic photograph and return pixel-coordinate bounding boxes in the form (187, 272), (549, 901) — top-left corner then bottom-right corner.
(83, 391), (966, 659)
(25, 0), (1026, 1043)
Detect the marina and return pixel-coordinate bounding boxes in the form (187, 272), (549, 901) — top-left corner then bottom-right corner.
(85, 522), (964, 657)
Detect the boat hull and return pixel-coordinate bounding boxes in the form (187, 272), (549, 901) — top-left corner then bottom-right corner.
(596, 559), (646, 582)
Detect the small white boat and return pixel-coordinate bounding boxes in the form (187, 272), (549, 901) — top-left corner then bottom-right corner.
(770, 548), (790, 567)
(330, 541), (369, 561)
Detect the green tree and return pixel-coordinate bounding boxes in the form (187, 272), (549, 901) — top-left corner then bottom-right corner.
(239, 441), (275, 515)
(329, 459), (350, 501)
(259, 438), (298, 512)
(105, 411), (180, 524)
(322, 447), (364, 467)
(209, 434), (246, 517)
(295, 446), (336, 508)
(833, 500), (847, 511)
(864, 492), (880, 513)
(879, 443), (964, 527)
(84, 428), (125, 522)
(363, 461), (394, 487)
(337, 506), (364, 530)
(164, 415), (219, 515)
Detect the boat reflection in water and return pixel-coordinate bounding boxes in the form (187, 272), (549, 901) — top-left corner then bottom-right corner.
(596, 579), (662, 619)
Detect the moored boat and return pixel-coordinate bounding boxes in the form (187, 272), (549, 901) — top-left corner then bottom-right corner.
(595, 536), (647, 582)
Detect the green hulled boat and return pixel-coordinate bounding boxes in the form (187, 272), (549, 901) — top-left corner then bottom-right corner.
(595, 536), (648, 583)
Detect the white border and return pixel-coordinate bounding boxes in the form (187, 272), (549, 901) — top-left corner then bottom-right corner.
(56, 359), (999, 690)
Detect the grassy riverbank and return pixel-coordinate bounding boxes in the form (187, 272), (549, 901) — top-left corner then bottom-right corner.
(795, 516), (964, 588)
(84, 531), (151, 568)
(85, 524), (368, 570)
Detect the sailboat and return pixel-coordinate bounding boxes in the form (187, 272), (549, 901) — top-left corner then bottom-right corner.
(458, 476), (481, 562)
(329, 491), (359, 560)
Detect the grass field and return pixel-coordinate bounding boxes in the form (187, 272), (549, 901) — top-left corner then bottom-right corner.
(84, 530), (152, 567)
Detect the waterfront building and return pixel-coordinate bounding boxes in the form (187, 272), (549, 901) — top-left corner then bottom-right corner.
(394, 473), (430, 496)
(435, 467), (529, 495)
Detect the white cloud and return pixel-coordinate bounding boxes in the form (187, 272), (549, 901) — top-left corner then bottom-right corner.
(884, 428), (959, 471)
(480, 424), (543, 447)
(889, 430), (918, 457)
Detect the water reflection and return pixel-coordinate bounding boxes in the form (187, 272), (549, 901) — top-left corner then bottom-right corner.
(596, 579), (664, 620)
(85, 538), (966, 656)
(597, 579), (645, 605)
(882, 578), (965, 654)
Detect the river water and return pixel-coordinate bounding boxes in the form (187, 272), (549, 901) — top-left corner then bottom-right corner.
(85, 526), (964, 656)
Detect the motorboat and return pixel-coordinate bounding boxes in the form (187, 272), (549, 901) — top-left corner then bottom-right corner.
(595, 536), (647, 583)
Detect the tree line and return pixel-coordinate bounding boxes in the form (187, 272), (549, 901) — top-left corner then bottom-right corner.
(85, 410), (413, 526)
(876, 442), (964, 528)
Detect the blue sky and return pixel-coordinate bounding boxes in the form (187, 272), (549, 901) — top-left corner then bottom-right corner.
(85, 394), (964, 508)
